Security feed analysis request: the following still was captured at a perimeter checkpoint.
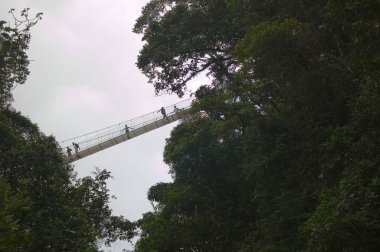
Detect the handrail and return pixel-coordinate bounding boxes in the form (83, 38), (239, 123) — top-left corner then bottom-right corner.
(60, 98), (194, 160)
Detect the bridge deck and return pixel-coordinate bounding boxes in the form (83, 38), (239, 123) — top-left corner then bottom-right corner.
(60, 99), (193, 162)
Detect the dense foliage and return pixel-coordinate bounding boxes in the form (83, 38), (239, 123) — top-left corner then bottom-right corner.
(134, 1), (380, 251)
(0, 10), (134, 250)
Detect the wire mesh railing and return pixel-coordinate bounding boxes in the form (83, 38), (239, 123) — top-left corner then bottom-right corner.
(59, 98), (194, 157)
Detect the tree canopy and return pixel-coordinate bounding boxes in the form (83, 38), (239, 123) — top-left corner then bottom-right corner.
(0, 10), (135, 251)
(134, 0), (380, 251)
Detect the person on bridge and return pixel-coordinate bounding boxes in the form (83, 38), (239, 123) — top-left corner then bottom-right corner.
(66, 146), (72, 156)
(124, 124), (133, 133)
(173, 105), (180, 113)
(124, 124), (133, 138)
(72, 142), (80, 154)
(159, 107), (169, 121)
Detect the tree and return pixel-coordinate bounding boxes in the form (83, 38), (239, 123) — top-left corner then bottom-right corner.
(133, 0), (246, 96)
(0, 10), (136, 250)
(0, 9), (42, 108)
(0, 176), (29, 250)
(0, 99), (136, 251)
(136, 116), (255, 251)
(134, 0), (380, 251)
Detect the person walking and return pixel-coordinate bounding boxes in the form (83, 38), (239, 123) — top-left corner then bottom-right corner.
(124, 124), (133, 134)
(173, 105), (180, 113)
(124, 124), (133, 138)
(159, 107), (169, 121)
(72, 142), (80, 154)
(66, 146), (72, 156)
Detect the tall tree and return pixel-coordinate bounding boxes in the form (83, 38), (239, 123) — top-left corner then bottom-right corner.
(0, 9), (41, 108)
(134, 0), (380, 251)
(0, 10), (136, 251)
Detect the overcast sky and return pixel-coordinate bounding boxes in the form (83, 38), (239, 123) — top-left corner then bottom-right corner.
(0, 0), (204, 250)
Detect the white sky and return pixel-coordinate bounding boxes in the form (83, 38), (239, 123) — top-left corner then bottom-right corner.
(0, 0), (205, 250)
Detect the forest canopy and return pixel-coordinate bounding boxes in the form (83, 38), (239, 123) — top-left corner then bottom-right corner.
(1, 2), (379, 250)
(133, 0), (380, 251)
(0, 10), (135, 251)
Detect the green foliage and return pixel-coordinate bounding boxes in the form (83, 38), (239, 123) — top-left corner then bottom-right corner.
(134, 0), (243, 96)
(0, 107), (136, 250)
(0, 9), (42, 108)
(0, 176), (29, 251)
(135, 0), (380, 251)
(0, 10), (135, 251)
(136, 117), (255, 251)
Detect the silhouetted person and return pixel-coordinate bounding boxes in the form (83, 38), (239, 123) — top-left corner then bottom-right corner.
(173, 105), (180, 113)
(72, 142), (80, 154)
(125, 124), (133, 133)
(67, 147), (72, 156)
(159, 107), (168, 121)
(124, 124), (133, 138)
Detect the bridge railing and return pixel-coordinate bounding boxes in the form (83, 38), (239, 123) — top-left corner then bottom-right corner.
(59, 98), (194, 156)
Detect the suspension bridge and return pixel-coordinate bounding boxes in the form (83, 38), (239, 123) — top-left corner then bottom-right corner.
(60, 98), (194, 162)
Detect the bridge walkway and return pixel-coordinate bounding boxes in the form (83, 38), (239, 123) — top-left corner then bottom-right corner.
(60, 98), (193, 162)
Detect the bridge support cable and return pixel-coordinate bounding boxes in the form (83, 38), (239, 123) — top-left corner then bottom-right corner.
(59, 98), (193, 162)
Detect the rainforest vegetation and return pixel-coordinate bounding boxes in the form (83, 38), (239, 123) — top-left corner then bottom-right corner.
(1, 1), (379, 251)
(0, 10), (134, 251)
(133, 0), (380, 251)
